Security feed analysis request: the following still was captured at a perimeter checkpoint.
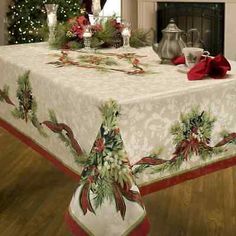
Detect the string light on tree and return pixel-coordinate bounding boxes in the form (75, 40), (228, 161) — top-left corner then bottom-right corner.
(7, 0), (81, 44)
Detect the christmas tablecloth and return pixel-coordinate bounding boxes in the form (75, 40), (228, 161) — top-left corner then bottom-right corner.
(1, 43), (236, 235)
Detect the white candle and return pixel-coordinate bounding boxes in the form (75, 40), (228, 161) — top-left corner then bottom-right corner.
(92, 0), (101, 16)
(122, 28), (131, 37)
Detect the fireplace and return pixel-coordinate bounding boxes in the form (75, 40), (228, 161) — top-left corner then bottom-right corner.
(137, 0), (236, 60)
(156, 2), (225, 56)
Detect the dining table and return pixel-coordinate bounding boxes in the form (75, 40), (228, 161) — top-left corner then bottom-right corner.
(1, 42), (236, 236)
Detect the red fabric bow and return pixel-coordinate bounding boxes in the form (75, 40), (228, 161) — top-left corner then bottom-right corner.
(172, 55), (231, 80)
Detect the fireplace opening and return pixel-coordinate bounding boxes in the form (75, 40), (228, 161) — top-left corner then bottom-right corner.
(157, 2), (225, 56)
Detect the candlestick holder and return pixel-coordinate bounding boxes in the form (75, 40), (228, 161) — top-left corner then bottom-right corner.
(83, 26), (93, 51)
(121, 22), (132, 49)
(45, 4), (58, 45)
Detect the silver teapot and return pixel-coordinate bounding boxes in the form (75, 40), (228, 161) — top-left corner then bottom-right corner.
(153, 19), (202, 64)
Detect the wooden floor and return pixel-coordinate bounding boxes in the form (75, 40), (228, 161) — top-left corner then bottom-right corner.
(0, 127), (235, 236)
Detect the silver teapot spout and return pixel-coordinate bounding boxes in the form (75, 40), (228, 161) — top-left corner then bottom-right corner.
(152, 42), (159, 54)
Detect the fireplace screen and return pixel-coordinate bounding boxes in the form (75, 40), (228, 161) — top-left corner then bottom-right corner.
(157, 2), (225, 56)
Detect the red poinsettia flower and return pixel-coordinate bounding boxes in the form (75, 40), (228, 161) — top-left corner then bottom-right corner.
(94, 138), (105, 153)
(110, 19), (123, 31)
(71, 25), (84, 39)
(76, 16), (88, 26)
(69, 15), (89, 39)
(71, 25), (79, 32)
(91, 23), (103, 32)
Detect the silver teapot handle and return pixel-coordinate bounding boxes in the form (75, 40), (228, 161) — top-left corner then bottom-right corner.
(186, 28), (201, 47)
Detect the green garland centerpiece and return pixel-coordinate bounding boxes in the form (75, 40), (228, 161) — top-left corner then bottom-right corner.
(50, 13), (152, 49)
(7, 0), (151, 48)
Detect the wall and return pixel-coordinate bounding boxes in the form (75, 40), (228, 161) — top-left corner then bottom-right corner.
(0, 0), (10, 45)
(122, 0), (138, 29)
(101, 0), (121, 16)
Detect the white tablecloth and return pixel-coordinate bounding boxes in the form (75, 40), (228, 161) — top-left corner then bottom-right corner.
(1, 43), (236, 235)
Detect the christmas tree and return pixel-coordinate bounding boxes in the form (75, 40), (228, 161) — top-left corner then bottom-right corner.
(7, 0), (81, 44)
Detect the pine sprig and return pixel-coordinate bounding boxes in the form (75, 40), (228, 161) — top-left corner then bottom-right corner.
(170, 107), (216, 145)
(130, 29), (152, 48)
(0, 85), (9, 102)
(49, 109), (58, 123)
(0, 85), (15, 106)
(12, 71), (47, 136)
(99, 100), (120, 130)
(137, 107), (229, 175)
(92, 177), (114, 209)
(48, 22), (84, 49)
(47, 109), (87, 164)
(78, 55), (118, 66)
(91, 18), (119, 48)
(30, 99), (47, 137)
(13, 71), (32, 122)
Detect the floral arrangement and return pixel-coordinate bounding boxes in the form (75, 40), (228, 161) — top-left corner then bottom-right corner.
(49, 13), (152, 49)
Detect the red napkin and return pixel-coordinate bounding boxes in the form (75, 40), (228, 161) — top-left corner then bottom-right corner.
(172, 56), (185, 65)
(172, 55), (231, 80)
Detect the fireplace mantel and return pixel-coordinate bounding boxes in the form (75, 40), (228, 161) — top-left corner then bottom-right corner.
(137, 0), (236, 60)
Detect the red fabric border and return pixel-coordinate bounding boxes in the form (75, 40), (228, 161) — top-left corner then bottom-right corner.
(129, 216), (150, 236)
(0, 118), (81, 182)
(64, 211), (88, 236)
(139, 155), (236, 196)
(2, 117), (236, 235)
(65, 210), (150, 236)
(1, 117), (236, 197)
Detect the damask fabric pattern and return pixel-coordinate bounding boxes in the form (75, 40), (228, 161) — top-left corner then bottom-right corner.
(1, 43), (236, 235)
